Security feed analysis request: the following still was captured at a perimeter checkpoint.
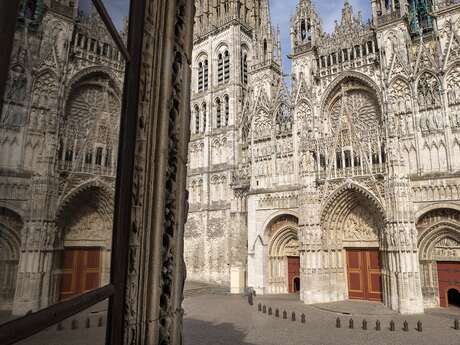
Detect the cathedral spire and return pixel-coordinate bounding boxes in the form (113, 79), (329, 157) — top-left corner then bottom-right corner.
(253, 0), (282, 68)
(290, 0), (321, 52)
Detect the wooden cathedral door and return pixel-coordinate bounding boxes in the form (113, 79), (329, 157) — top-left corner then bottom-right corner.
(346, 249), (382, 301)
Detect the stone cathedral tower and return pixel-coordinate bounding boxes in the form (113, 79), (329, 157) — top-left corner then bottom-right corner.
(186, 0), (460, 314)
(185, 0), (281, 290)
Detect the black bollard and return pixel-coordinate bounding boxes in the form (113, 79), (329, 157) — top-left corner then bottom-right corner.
(283, 310), (287, 319)
(349, 318), (354, 329)
(275, 309), (279, 318)
(403, 320), (409, 332)
(336, 317), (341, 328)
(263, 305), (266, 314)
(98, 316), (103, 327)
(375, 320), (381, 331)
(71, 319), (78, 330)
(301, 313), (306, 324)
(258, 303), (262, 312)
(57, 322), (63, 331)
(268, 307), (272, 315)
(455, 319), (459, 330)
(86, 318), (91, 328)
(389, 320), (395, 332)
(416, 321), (422, 332)
(362, 319), (367, 330)
(291, 312), (296, 322)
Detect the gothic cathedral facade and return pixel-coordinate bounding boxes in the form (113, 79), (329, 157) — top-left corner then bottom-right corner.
(185, 0), (460, 314)
(0, 1), (123, 314)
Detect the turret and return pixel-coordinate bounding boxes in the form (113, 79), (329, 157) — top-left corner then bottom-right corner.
(290, 0), (321, 54)
(252, 0), (282, 69)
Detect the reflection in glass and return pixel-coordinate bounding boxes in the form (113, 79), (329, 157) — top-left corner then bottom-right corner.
(0, 0), (128, 325)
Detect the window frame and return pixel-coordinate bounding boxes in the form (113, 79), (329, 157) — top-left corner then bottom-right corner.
(0, 0), (143, 344)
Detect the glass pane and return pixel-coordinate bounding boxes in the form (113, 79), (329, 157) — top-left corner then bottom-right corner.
(15, 299), (108, 345)
(0, 0), (130, 327)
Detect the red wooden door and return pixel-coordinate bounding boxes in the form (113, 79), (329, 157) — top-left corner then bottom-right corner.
(288, 256), (300, 293)
(437, 262), (460, 307)
(60, 248), (101, 301)
(346, 249), (382, 301)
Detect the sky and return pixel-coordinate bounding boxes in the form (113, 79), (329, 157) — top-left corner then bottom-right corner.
(85, 0), (372, 78)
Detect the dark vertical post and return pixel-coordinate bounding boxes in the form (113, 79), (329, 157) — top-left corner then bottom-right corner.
(0, 0), (21, 113)
(106, 0), (145, 344)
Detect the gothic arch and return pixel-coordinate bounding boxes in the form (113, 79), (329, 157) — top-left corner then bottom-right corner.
(444, 62), (460, 87)
(56, 178), (114, 222)
(418, 221), (460, 261)
(0, 207), (23, 310)
(321, 71), (382, 112)
(388, 76), (412, 96)
(264, 213), (299, 294)
(64, 66), (122, 107)
(194, 51), (208, 63)
(261, 210), (300, 242)
(416, 205), (460, 225)
(417, 207), (460, 307)
(214, 41), (229, 55)
(321, 181), (386, 225)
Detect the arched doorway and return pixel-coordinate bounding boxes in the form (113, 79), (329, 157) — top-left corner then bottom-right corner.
(447, 288), (460, 307)
(293, 277), (300, 292)
(417, 208), (460, 308)
(0, 207), (22, 311)
(56, 184), (113, 301)
(319, 183), (385, 303)
(267, 215), (299, 294)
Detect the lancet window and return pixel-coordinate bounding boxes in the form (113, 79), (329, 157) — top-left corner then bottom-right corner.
(216, 98), (222, 128)
(224, 95), (229, 126)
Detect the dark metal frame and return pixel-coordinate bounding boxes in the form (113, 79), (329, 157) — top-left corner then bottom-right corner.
(0, 0), (143, 344)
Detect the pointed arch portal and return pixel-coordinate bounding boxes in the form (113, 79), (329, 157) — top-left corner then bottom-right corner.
(266, 215), (300, 294)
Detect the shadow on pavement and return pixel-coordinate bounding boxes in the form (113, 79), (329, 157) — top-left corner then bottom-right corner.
(184, 318), (257, 345)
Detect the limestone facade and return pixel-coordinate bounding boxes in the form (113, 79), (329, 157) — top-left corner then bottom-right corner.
(185, 0), (460, 314)
(0, 1), (123, 314)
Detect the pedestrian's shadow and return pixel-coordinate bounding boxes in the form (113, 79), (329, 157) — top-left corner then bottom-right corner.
(184, 318), (257, 345)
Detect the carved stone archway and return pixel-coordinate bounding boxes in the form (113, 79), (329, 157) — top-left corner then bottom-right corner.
(316, 184), (385, 303)
(54, 184), (113, 301)
(265, 215), (299, 294)
(0, 207), (22, 311)
(417, 208), (460, 308)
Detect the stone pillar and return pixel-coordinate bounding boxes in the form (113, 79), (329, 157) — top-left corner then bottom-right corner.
(122, 1), (195, 344)
(229, 189), (248, 294)
(12, 176), (59, 315)
(383, 141), (424, 314)
(299, 179), (323, 304)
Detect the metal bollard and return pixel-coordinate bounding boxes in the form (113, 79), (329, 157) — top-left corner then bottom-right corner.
(268, 307), (272, 315)
(86, 318), (91, 328)
(301, 313), (306, 324)
(349, 318), (354, 329)
(417, 320), (422, 332)
(403, 320), (409, 332)
(375, 320), (381, 331)
(263, 305), (266, 314)
(336, 317), (341, 328)
(98, 316), (103, 327)
(455, 319), (460, 330)
(57, 322), (63, 331)
(275, 309), (279, 318)
(283, 310), (287, 319)
(362, 319), (367, 330)
(389, 320), (395, 332)
(291, 312), (296, 322)
(258, 303), (261, 312)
